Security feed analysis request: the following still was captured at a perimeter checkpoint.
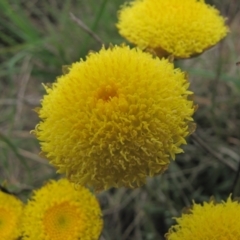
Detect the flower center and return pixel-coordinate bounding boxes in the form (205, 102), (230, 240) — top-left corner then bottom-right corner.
(43, 201), (83, 240)
(96, 83), (118, 102)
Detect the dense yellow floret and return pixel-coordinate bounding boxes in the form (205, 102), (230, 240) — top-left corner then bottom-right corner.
(117, 0), (228, 58)
(22, 179), (103, 240)
(34, 45), (195, 191)
(0, 191), (23, 240)
(166, 196), (240, 239)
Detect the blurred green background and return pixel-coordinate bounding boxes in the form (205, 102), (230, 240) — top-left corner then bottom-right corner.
(0, 0), (240, 239)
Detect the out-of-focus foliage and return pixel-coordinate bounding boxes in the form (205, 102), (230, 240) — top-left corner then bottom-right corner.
(0, 0), (240, 239)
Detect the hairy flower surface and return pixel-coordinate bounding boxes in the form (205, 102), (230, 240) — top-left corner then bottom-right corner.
(117, 0), (228, 58)
(0, 191), (23, 240)
(34, 45), (195, 191)
(22, 179), (103, 240)
(166, 196), (240, 239)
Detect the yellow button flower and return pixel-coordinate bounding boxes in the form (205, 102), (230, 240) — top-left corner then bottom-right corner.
(22, 179), (103, 240)
(34, 45), (195, 191)
(166, 195), (240, 239)
(117, 0), (228, 58)
(0, 191), (23, 240)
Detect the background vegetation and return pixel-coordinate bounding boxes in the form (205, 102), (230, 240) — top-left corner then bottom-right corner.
(0, 0), (240, 239)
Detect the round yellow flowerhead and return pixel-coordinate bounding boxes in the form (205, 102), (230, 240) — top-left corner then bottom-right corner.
(117, 0), (228, 58)
(22, 179), (103, 240)
(0, 191), (23, 240)
(34, 45), (195, 191)
(166, 195), (240, 240)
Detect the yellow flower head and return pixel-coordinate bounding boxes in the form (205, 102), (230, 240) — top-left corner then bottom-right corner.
(34, 45), (195, 191)
(166, 195), (240, 240)
(117, 0), (228, 58)
(22, 179), (103, 240)
(0, 191), (23, 240)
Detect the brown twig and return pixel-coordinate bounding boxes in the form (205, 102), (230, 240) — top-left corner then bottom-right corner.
(191, 133), (237, 171)
(18, 148), (49, 165)
(70, 12), (103, 45)
(14, 56), (32, 128)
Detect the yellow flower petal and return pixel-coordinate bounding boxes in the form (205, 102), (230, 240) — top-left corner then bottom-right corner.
(117, 0), (228, 58)
(166, 195), (240, 239)
(34, 45), (195, 191)
(22, 179), (103, 240)
(0, 191), (23, 240)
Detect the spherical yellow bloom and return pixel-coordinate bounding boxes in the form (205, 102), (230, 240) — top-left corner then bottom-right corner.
(22, 179), (103, 240)
(0, 191), (23, 240)
(34, 45), (195, 191)
(117, 0), (228, 58)
(166, 196), (240, 239)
